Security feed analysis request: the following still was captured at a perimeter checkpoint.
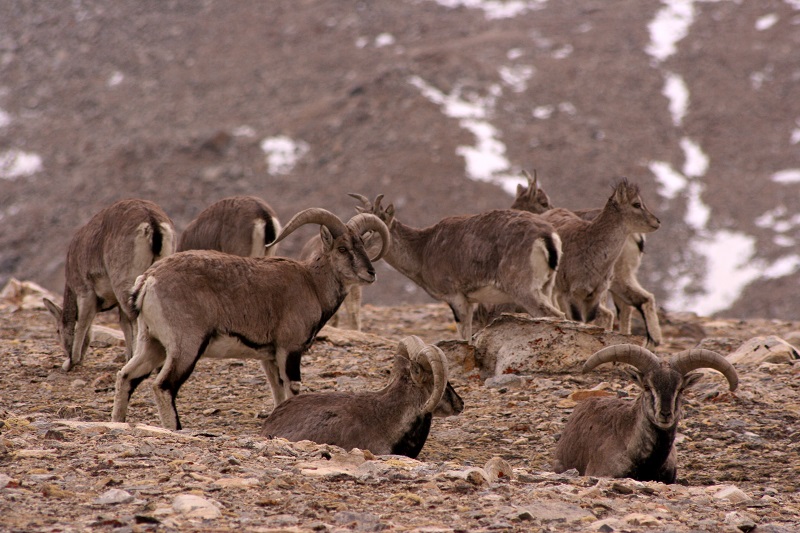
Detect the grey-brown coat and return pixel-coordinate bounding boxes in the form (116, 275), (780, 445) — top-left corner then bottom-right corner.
(43, 199), (175, 370)
(260, 336), (464, 458)
(540, 179), (660, 331)
(553, 344), (738, 483)
(177, 195), (281, 257)
(111, 208), (390, 430)
(511, 175), (663, 345)
(351, 194), (565, 341)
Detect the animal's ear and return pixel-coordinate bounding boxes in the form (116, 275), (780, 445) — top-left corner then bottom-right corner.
(516, 183), (526, 196)
(410, 360), (426, 385)
(42, 297), (62, 321)
(320, 226), (334, 250)
(682, 372), (704, 390)
(624, 367), (645, 388)
(384, 204), (396, 226)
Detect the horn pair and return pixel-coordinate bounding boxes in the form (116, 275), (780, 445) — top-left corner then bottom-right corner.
(583, 344), (738, 391)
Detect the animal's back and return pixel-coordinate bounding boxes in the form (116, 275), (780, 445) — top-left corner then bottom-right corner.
(137, 250), (320, 344)
(420, 209), (558, 285)
(67, 199), (174, 309)
(261, 391), (387, 450)
(179, 196), (278, 256)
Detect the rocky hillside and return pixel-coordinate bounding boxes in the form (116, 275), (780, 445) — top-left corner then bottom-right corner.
(2, 1), (800, 319)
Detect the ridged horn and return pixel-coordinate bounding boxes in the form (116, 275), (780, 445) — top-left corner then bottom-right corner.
(583, 344), (661, 374)
(346, 213), (391, 261)
(523, 169), (537, 192)
(268, 208), (347, 247)
(348, 193), (372, 213)
(400, 335), (448, 415)
(669, 349), (738, 391)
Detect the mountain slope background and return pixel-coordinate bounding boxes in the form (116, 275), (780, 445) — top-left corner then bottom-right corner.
(1, 0), (799, 319)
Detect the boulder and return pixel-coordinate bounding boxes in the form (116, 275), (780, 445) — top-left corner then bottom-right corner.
(440, 314), (639, 378)
(727, 336), (799, 365)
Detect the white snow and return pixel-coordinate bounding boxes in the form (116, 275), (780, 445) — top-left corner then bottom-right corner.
(260, 136), (309, 175)
(0, 108), (10, 128)
(374, 33), (396, 47)
(107, 71), (124, 87)
(0, 150), (43, 180)
(680, 137), (709, 178)
(499, 65), (534, 93)
(430, 0), (547, 19)
(755, 13), (779, 30)
(649, 160), (687, 200)
(771, 169), (800, 183)
(409, 75), (524, 194)
(646, 0), (696, 64)
(663, 72), (689, 126)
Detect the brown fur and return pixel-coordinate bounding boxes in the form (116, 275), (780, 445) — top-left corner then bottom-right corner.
(260, 338), (464, 458)
(43, 199), (175, 370)
(541, 180), (660, 328)
(178, 195), (281, 257)
(508, 178), (663, 345)
(111, 210), (389, 430)
(355, 194), (564, 341)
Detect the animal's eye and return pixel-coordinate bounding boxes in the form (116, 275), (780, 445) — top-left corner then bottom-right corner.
(338, 246), (348, 254)
(633, 202), (642, 209)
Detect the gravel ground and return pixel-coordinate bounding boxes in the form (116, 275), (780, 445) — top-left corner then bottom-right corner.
(1, 296), (799, 532)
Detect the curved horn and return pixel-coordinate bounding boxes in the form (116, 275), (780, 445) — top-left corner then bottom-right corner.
(346, 213), (391, 261)
(400, 336), (448, 415)
(398, 334), (426, 360)
(269, 208), (347, 247)
(583, 344), (661, 374)
(669, 349), (739, 391)
(348, 193), (372, 213)
(419, 345), (447, 414)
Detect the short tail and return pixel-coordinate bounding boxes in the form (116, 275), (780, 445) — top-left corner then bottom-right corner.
(128, 273), (149, 320)
(544, 232), (561, 271)
(152, 219), (176, 259)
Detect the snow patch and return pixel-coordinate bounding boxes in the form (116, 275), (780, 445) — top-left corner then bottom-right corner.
(374, 33), (396, 47)
(791, 120), (800, 144)
(771, 169), (800, 183)
(0, 108), (10, 128)
(499, 65), (534, 93)
(646, 0), (696, 64)
(649, 160), (687, 200)
(107, 71), (124, 87)
(0, 150), (43, 180)
(755, 14), (779, 30)
(663, 72), (689, 126)
(430, 0), (547, 19)
(260, 136), (309, 175)
(409, 76), (523, 194)
(680, 137), (709, 178)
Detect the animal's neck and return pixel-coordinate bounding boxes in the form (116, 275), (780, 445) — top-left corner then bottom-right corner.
(627, 401), (677, 480)
(307, 256), (349, 315)
(588, 204), (629, 267)
(383, 221), (427, 281)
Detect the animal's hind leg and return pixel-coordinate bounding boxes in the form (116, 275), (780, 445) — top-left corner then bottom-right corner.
(150, 340), (203, 430)
(118, 307), (136, 361)
(112, 335), (165, 423)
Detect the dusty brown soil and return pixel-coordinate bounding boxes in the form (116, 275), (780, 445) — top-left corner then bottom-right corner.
(1, 299), (799, 532)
